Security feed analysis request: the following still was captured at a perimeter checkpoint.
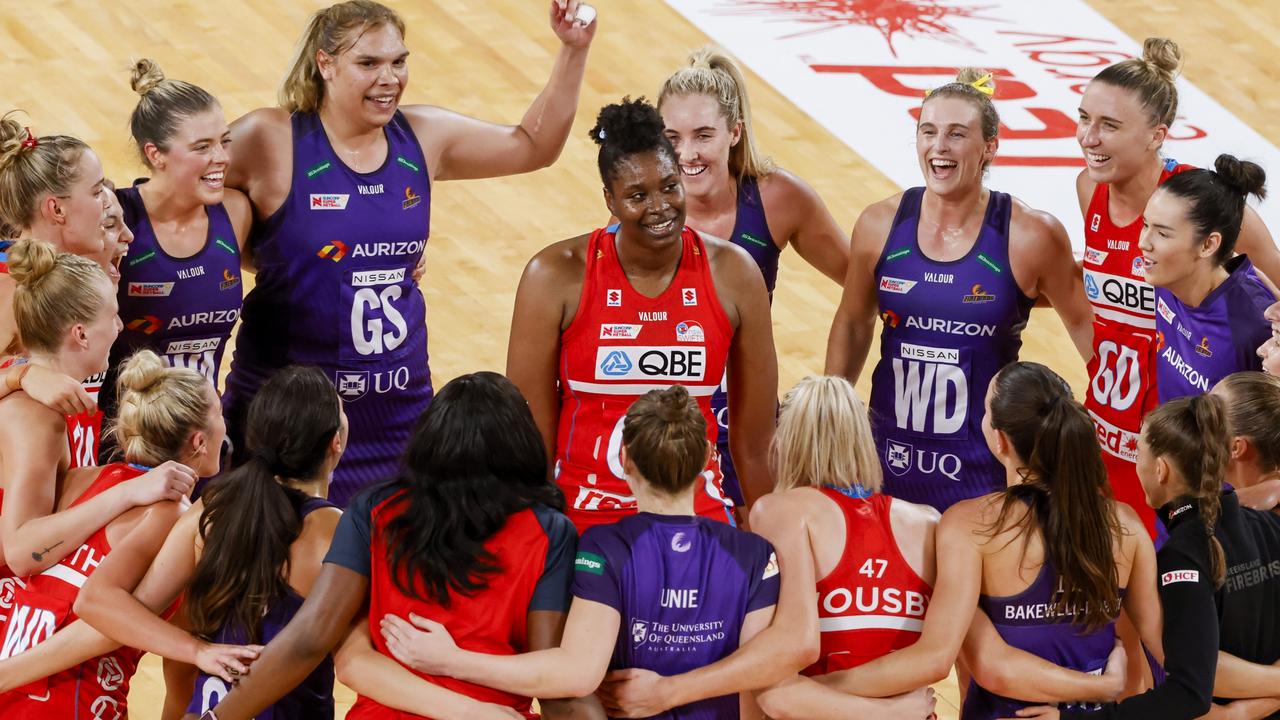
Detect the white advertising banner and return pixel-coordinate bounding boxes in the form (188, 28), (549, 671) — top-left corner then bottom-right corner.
(664, 0), (1280, 252)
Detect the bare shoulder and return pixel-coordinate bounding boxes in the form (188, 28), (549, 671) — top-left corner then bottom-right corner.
(703, 231), (758, 274)
(523, 233), (591, 285)
(749, 487), (823, 536)
(1009, 197), (1068, 245)
(889, 496), (942, 528)
(299, 505), (343, 548)
(1076, 168), (1098, 203)
(758, 167), (818, 204)
(0, 392), (62, 432)
(230, 107), (291, 143)
(1111, 500), (1150, 549)
(858, 193), (904, 230)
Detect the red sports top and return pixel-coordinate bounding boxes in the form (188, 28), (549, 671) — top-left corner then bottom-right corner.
(803, 490), (932, 675)
(556, 225), (733, 527)
(0, 463), (145, 718)
(1082, 160), (1192, 462)
(351, 495), (555, 720)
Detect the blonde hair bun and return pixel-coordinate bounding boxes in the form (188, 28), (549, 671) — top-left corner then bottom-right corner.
(130, 58), (167, 97)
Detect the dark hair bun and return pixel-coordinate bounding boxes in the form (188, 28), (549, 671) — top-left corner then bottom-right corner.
(589, 96), (666, 153)
(1213, 154), (1267, 201)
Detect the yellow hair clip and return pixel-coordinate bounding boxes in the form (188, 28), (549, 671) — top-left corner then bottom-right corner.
(922, 72), (996, 99)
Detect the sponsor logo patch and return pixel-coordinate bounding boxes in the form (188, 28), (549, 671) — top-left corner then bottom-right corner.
(317, 241), (348, 262)
(762, 551), (779, 580)
(352, 268), (406, 287)
(127, 282), (173, 297)
(595, 346), (706, 382)
(166, 338), (220, 354)
(1084, 248), (1107, 265)
(878, 276), (917, 294)
(310, 193), (349, 210)
(1161, 570), (1200, 586)
(127, 316), (161, 335)
(335, 371), (370, 401)
(575, 551), (606, 575)
(600, 324), (641, 340)
(1131, 256), (1146, 278)
(1156, 297), (1175, 324)
(682, 288), (697, 306)
(886, 440), (912, 475)
(900, 343), (959, 364)
(606, 288), (622, 307)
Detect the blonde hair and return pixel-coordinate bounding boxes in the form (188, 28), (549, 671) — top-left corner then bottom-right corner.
(7, 238), (110, 355)
(111, 349), (213, 466)
(0, 112), (92, 231)
(1093, 37), (1183, 127)
(279, 1), (406, 113)
(925, 67), (1000, 140)
(772, 376), (882, 493)
(658, 47), (774, 182)
(129, 59), (220, 168)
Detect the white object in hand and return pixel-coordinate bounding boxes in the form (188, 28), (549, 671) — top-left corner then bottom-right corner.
(574, 3), (596, 26)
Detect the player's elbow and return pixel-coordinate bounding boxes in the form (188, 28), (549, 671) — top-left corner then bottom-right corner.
(6, 551), (42, 579)
(968, 655), (1017, 698)
(756, 687), (800, 720)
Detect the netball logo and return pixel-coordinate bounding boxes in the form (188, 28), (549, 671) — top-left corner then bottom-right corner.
(886, 440), (912, 475)
(631, 620), (649, 647)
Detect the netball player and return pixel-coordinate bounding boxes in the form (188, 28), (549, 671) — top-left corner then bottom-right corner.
(507, 97), (776, 530)
(100, 58), (252, 459)
(0, 241), (194, 581)
(0, 115), (115, 462)
(0, 350), (223, 718)
(657, 47), (849, 505)
(371, 386), (781, 719)
(76, 366), (344, 718)
(222, 0), (597, 506)
(1214, 372), (1280, 511)
(826, 69), (1093, 512)
(1143, 155), (1272, 402)
(1077, 38), (1280, 534)
(1018, 395), (1280, 719)
(183, 373), (597, 720)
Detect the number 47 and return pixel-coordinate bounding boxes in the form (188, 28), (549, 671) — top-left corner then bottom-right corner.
(859, 559), (888, 578)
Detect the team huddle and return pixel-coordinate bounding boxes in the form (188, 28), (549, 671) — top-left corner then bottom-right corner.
(2, 0), (1280, 719)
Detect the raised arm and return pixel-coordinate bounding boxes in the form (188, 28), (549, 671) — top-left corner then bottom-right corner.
(1236, 206), (1280, 294)
(721, 246), (778, 508)
(409, 1), (594, 182)
(824, 200), (893, 381)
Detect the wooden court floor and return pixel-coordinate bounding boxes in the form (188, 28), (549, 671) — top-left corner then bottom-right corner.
(4, 0), (1280, 716)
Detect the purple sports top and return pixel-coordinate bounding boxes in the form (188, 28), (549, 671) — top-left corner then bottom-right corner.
(1155, 255), (1271, 402)
(710, 177), (778, 505)
(868, 188), (1034, 511)
(224, 111), (431, 506)
(112, 183), (243, 386)
(963, 558), (1122, 718)
(189, 496), (338, 719)
(573, 512), (780, 719)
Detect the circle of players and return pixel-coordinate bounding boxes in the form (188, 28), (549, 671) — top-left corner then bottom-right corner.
(1, 3), (1279, 720)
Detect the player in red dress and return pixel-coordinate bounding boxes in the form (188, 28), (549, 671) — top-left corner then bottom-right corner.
(506, 97), (778, 531)
(1076, 37), (1278, 535)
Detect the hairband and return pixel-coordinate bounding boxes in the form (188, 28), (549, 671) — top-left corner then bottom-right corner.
(923, 72), (996, 99)
(20, 128), (38, 149)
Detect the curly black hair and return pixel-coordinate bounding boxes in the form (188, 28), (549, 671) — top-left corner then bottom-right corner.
(589, 96), (677, 187)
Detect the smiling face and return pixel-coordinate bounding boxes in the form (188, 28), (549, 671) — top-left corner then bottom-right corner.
(91, 190), (134, 284)
(149, 108), (231, 206)
(1077, 81), (1166, 185)
(916, 96), (995, 197)
(48, 149), (109, 258)
(1138, 187), (1219, 290)
(660, 93), (740, 197)
(318, 22), (409, 128)
(605, 149), (686, 245)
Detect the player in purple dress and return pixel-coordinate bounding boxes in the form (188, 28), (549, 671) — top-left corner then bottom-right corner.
(377, 386), (782, 719)
(223, 0), (596, 506)
(104, 59), (252, 461)
(73, 366), (346, 719)
(1142, 154), (1274, 402)
(658, 47), (848, 507)
(826, 69), (1094, 512)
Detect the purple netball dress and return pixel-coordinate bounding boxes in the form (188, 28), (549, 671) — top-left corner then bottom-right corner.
(710, 177), (779, 505)
(1155, 255), (1271, 403)
(868, 188), (1034, 511)
(223, 111), (431, 506)
(962, 560), (1121, 718)
(189, 496), (338, 719)
(573, 512), (780, 719)
(101, 184), (243, 461)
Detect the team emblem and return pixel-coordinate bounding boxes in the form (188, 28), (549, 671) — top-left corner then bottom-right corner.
(1131, 257), (1146, 278)
(402, 186), (422, 210)
(1195, 337), (1213, 358)
(219, 268), (240, 291)
(671, 532), (692, 552)
(335, 371), (370, 401)
(675, 321), (704, 343)
(886, 440), (912, 475)
(97, 657), (125, 692)
(962, 284), (995, 304)
(1090, 214), (1101, 232)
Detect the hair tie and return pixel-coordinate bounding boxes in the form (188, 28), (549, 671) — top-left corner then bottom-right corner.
(597, 128), (606, 140)
(968, 73), (996, 96)
(254, 447), (279, 470)
(20, 128), (38, 149)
